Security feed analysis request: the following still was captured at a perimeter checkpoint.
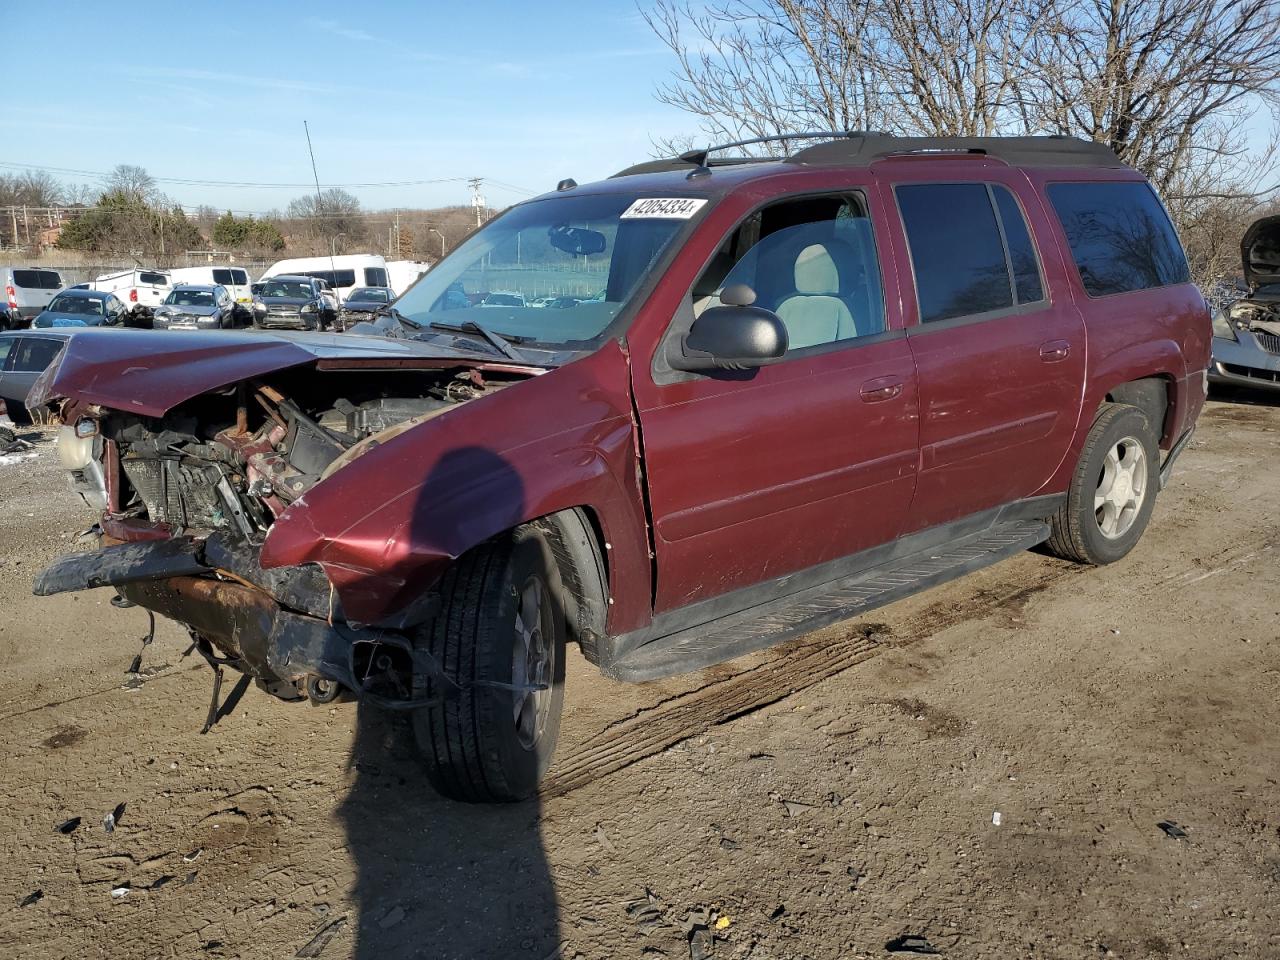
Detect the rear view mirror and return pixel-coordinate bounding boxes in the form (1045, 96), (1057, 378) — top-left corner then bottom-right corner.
(670, 302), (789, 372)
(548, 224), (607, 257)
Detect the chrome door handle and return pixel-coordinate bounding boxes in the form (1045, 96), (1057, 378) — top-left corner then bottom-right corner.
(1039, 340), (1070, 362)
(860, 377), (904, 402)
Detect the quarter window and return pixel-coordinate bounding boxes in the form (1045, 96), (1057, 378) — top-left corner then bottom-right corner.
(1047, 182), (1190, 296)
(691, 193), (886, 351)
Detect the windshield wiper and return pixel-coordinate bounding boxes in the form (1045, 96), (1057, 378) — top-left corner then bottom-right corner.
(380, 305), (421, 330)
(427, 319), (528, 362)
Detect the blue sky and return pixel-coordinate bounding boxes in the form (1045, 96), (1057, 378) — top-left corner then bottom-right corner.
(6, 0), (695, 213)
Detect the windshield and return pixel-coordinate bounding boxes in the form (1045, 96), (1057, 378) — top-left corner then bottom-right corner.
(348, 287), (390, 302)
(48, 294), (105, 315)
(391, 192), (701, 346)
(258, 279), (315, 299)
(166, 289), (215, 307)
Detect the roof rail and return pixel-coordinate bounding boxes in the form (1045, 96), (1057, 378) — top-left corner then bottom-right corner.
(789, 133), (1121, 168)
(611, 133), (1122, 179)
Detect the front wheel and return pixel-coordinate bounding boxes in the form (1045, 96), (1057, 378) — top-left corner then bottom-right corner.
(1046, 403), (1160, 564)
(412, 525), (567, 802)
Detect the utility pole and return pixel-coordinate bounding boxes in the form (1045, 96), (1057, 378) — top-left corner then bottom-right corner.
(468, 178), (486, 228)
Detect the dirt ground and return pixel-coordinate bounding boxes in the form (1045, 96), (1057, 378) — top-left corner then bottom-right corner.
(0, 390), (1276, 960)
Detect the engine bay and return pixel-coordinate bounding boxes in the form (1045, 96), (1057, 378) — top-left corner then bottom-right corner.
(97, 365), (526, 538)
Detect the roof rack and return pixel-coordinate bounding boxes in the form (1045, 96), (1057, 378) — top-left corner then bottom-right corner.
(611, 132), (1122, 178)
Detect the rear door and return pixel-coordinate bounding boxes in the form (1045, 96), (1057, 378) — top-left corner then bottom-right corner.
(633, 187), (920, 613)
(881, 169), (1086, 532)
(12, 270), (62, 318)
(138, 271), (170, 308)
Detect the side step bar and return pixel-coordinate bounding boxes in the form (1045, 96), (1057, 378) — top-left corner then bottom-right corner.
(609, 519), (1050, 682)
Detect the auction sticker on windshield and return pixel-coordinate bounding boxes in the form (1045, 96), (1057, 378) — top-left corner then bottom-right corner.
(620, 198), (708, 219)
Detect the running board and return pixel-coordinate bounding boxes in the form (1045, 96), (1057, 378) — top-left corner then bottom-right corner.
(609, 519), (1050, 682)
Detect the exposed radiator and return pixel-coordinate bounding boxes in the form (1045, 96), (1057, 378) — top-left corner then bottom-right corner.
(121, 457), (229, 530)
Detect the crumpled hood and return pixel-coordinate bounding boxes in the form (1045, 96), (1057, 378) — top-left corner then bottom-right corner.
(1242, 215), (1280, 291)
(29, 328), (519, 417)
(157, 304), (219, 317)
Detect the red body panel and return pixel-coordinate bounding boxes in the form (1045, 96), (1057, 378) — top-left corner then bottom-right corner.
(626, 171), (921, 611)
(259, 342), (655, 631)
(869, 160), (1088, 530)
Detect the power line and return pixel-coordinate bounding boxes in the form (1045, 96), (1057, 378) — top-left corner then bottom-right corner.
(0, 160), (537, 195)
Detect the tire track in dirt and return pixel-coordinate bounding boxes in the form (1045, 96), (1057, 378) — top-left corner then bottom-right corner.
(543, 558), (1081, 797)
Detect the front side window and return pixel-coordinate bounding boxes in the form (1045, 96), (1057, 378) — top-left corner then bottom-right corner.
(0, 339), (12, 366)
(302, 269), (357, 288)
(1047, 182), (1190, 296)
(690, 193), (886, 352)
(393, 192), (697, 347)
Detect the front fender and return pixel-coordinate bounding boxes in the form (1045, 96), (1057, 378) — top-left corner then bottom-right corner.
(260, 342), (653, 632)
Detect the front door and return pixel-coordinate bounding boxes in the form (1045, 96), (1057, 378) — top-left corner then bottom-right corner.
(633, 189), (921, 614)
(881, 173), (1087, 532)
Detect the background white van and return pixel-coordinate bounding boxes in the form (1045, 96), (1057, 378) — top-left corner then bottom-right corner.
(90, 269), (171, 314)
(260, 254), (388, 303)
(169, 266), (253, 303)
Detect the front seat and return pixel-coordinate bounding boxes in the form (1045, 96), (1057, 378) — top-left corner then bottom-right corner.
(774, 242), (857, 349)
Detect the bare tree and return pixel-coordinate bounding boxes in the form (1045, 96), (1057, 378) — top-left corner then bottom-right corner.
(646, 0), (1280, 199)
(104, 164), (160, 204)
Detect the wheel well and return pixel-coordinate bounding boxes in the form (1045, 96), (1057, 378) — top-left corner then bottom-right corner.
(531, 507), (610, 665)
(1104, 377), (1171, 445)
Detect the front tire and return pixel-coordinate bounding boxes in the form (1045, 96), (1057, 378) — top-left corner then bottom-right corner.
(412, 525), (566, 802)
(1046, 403), (1160, 564)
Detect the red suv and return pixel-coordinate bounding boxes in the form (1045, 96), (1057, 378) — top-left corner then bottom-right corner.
(33, 134), (1209, 802)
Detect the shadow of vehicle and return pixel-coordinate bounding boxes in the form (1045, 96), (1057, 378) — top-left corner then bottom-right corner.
(338, 706), (559, 959)
(1208, 383), (1280, 408)
(336, 445), (561, 958)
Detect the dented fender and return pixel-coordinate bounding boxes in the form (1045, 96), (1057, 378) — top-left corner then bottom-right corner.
(260, 341), (654, 633)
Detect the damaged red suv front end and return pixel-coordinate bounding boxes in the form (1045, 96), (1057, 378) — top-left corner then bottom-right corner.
(30, 326), (645, 704)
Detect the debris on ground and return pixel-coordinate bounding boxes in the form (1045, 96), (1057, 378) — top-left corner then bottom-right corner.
(294, 915), (347, 958)
(19, 889), (43, 907)
(0, 437), (36, 466)
(148, 875), (175, 890)
(1158, 820), (1189, 839)
(110, 886), (130, 900)
(594, 823), (616, 855)
(103, 802), (126, 833)
(992, 811), (1003, 826)
(54, 816), (81, 834)
(182, 849), (203, 863)
(886, 934), (941, 954)
(624, 888), (665, 932)
(377, 905), (405, 929)
(0, 425), (15, 445)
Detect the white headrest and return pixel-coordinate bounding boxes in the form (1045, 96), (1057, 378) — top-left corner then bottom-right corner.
(793, 243), (840, 295)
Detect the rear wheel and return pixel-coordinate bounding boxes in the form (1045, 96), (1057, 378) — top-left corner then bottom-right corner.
(412, 525), (566, 802)
(1046, 403), (1160, 564)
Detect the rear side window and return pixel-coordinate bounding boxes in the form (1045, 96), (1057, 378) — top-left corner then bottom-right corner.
(303, 269), (356, 288)
(1047, 182), (1189, 296)
(992, 187), (1044, 304)
(897, 183), (1013, 323)
(14, 337), (63, 372)
(364, 267), (388, 286)
(212, 269), (234, 285)
(139, 272), (168, 285)
(13, 270), (62, 289)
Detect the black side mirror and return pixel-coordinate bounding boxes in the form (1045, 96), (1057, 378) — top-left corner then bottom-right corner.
(670, 287), (788, 372)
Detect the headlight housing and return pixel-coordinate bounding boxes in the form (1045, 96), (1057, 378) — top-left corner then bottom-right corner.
(301, 303), (317, 314)
(1212, 308), (1238, 341)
